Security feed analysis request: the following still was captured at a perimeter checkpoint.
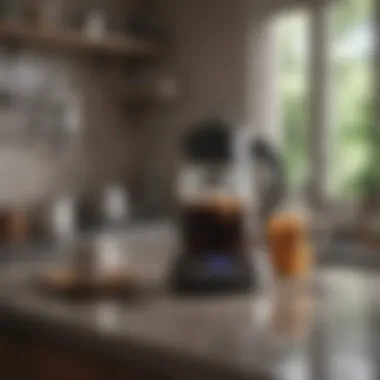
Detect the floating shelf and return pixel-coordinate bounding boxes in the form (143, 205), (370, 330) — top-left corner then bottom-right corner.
(0, 21), (160, 58)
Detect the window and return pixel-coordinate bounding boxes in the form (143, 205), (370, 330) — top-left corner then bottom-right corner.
(269, 0), (375, 203)
(328, 0), (374, 198)
(275, 10), (310, 194)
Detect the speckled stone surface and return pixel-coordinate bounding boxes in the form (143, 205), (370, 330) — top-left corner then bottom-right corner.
(0, 228), (379, 380)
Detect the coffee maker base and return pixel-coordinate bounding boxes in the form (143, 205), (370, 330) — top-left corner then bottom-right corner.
(169, 254), (257, 295)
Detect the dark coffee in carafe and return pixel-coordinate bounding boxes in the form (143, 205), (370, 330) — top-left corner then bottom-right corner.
(181, 195), (246, 257)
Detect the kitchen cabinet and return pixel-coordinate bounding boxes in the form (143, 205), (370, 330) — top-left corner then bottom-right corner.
(0, 333), (148, 380)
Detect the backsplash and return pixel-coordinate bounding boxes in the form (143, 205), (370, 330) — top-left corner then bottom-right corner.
(0, 49), (80, 149)
(0, 49), (82, 204)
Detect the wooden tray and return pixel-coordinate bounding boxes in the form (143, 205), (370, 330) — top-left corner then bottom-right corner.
(36, 269), (140, 299)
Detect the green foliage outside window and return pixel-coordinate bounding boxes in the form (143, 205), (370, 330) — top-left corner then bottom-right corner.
(277, 0), (375, 199)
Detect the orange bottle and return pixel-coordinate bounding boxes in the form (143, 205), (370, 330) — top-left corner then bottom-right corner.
(267, 212), (313, 278)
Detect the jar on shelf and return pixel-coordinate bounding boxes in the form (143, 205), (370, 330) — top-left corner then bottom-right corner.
(84, 9), (107, 39)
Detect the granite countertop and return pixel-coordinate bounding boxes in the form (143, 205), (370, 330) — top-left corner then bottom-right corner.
(0, 226), (379, 380)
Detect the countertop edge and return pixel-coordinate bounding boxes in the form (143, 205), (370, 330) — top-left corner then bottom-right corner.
(0, 298), (274, 380)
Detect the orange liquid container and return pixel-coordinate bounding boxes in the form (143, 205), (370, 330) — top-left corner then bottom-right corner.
(267, 212), (314, 278)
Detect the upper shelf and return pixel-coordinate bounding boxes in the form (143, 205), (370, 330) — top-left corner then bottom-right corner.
(0, 21), (160, 58)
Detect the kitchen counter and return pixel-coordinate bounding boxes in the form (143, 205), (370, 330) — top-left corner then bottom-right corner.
(0, 227), (379, 380)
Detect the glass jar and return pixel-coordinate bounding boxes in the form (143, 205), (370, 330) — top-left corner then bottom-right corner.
(267, 212), (314, 278)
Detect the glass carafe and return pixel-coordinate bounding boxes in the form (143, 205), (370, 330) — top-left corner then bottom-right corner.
(177, 121), (258, 260)
(178, 162), (253, 258)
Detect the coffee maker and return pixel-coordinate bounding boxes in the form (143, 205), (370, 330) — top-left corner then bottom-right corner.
(170, 118), (284, 294)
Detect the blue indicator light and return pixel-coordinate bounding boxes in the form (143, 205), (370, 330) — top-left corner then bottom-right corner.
(205, 255), (233, 274)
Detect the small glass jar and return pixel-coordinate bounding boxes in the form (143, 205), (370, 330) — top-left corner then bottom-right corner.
(84, 10), (107, 38)
(267, 212), (314, 278)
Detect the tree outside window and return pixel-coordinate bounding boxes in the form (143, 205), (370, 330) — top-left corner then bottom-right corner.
(275, 0), (374, 201)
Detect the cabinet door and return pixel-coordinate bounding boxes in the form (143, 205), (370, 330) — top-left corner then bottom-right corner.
(0, 334), (157, 380)
(28, 343), (103, 380)
(0, 335), (33, 380)
(0, 336), (8, 374)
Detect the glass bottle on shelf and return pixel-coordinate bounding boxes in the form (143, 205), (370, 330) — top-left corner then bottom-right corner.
(84, 9), (107, 39)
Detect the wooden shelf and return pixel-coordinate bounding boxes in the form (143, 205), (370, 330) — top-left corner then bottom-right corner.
(0, 21), (160, 58)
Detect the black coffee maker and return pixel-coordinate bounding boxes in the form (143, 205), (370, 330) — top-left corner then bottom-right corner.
(170, 118), (284, 294)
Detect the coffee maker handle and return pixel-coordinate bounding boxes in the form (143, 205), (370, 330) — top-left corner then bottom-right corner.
(251, 139), (286, 220)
